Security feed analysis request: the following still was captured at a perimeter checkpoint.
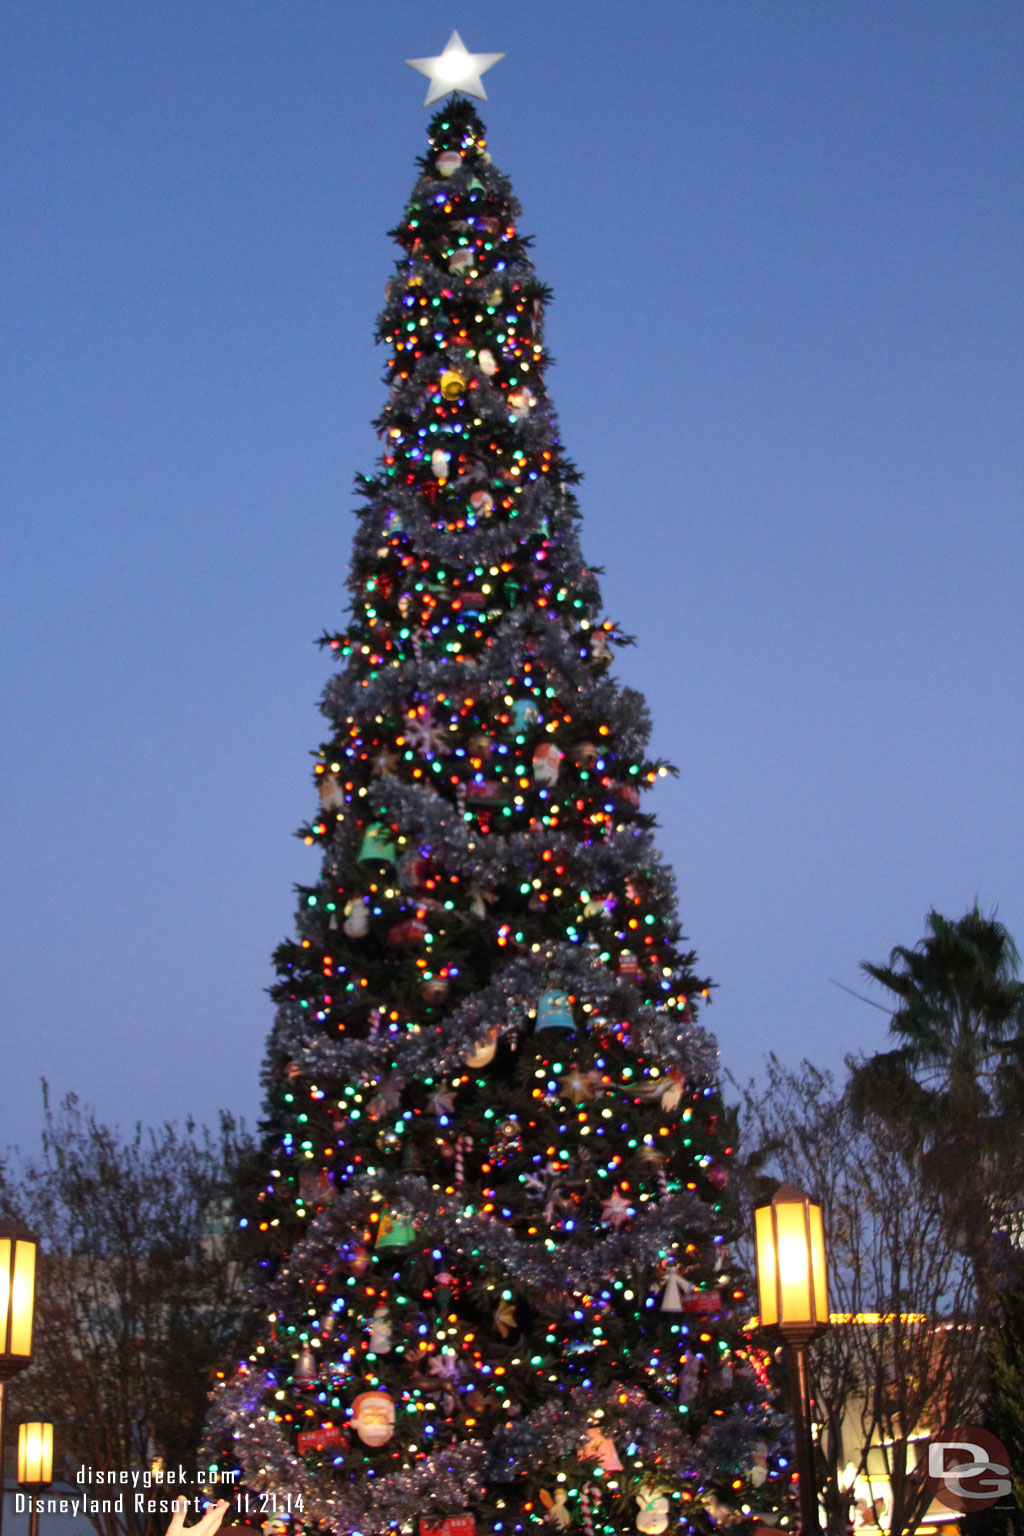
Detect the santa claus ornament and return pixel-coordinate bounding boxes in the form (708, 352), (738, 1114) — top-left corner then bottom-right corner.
(350, 1389), (395, 1446)
(532, 742), (562, 785)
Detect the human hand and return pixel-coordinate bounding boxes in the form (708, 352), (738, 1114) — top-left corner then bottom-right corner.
(167, 1499), (231, 1536)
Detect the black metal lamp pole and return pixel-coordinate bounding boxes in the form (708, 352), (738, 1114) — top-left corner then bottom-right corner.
(753, 1184), (830, 1534)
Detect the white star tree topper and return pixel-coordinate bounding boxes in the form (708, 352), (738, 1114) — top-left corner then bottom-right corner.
(406, 31), (504, 107)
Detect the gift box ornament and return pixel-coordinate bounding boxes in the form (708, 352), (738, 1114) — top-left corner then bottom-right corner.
(681, 1287), (722, 1315)
(386, 917), (428, 947)
(359, 825), (397, 865)
(465, 777), (507, 805)
(421, 1519), (476, 1536)
(375, 1211), (416, 1249)
(296, 1423), (346, 1453)
(536, 989), (573, 1033)
(615, 951), (640, 980)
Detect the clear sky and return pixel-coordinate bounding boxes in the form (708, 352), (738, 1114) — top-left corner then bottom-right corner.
(2, 1), (1021, 1157)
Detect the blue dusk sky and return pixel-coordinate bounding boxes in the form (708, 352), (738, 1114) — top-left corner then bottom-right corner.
(2, 2), (1021, 1157)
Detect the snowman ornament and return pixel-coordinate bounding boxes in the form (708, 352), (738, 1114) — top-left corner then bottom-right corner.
(635, 1485), (670, 1535)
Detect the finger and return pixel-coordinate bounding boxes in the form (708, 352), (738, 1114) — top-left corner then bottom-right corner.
(197, 1501), (231, 1536)
(166, 1500), (192, 1536)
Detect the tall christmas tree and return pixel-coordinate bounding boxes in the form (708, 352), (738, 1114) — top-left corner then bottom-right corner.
(207, 43), (789, 1536)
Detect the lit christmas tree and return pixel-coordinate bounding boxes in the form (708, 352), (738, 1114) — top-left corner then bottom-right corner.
(207, 43), (790, 1536)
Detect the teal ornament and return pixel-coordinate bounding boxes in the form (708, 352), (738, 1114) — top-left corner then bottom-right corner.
(359, 825), (397, 865)
(536, 989), (574, 1033)
(511, 697), (540, 732)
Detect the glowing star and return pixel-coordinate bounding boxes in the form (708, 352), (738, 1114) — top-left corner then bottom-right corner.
(406, 31), (505, 107)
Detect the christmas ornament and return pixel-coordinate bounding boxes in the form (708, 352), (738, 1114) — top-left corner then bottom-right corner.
(371, 747), (398, 777)
(615, 951), (639, 980)
(467, 730), (491, 759)
(477, 348), (497, 375)
(493, 1295), (516, 1337)
(453, 1131), (474, 1185)
(440, 369), (467, 399)
(420, 974), (449, 1004)
(469, 489), (493, 517)
(599, 1188), (633, 1229)
(615, 781), (641, 811)
(293, 1347), (317, 1387)
(466, 1027), (498, 1068)
(465, 777), (507, 806)
(532, 741), (562, 785)
(507, 385), (536, 419)
(536, 989), (573, 1033)
(636, 1068), (687, 1111)
(573, 741), (600, 769)
(510, 697), (540, 731)
(296, 1423), (345, 1454)
(589, 630), (613, 666)
(318, 773), (345, 809)
(581, 1428), (623, 1472)
(405, 709), (446, 755)
(539, 1490), (570, 1529)
(368, 1303), (393, 1353)
(681, 1287), (722, 1315)
(448, 248), (474, 276)
(343, 897), (370, 938)
(659, 1269), (690, 1313)
(375, 1211), (416, 1249)
(431, 448), (450, 479)
(387, 916), (428, 947)
(421, 1519), (476, 1536)
(635, 1487), (670, 1535)
(560, 1067), (600, 1103)
(435, 150), (463, 178)
(406, 31), (505, 108)
(678, 1351), (700, 1405)
(350, 1389), (395, 1446)
(359, 825), (397, 865)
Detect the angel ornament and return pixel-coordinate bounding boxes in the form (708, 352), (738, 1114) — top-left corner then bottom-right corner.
(540, 1490), (571, 1529)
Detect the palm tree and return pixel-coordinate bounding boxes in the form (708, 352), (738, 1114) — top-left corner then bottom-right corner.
(848, 906), (1024, 1301)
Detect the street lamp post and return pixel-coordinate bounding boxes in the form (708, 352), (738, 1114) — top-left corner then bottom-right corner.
(0, 1220), (40, 1536)
(753, 1184), (830, 1534)
(17, 1423), (53, 1536)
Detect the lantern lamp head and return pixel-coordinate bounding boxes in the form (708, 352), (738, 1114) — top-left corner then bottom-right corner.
(0, 1218), (39, 1380)
(17, 1422), (53, 1488)
(753, 1182), (829, 1344)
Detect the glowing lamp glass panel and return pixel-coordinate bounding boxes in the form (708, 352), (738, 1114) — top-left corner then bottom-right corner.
(0, 1231), (38, 1361)
(753, 1205), (778, 1326)
(754, 1185), (829, 1334)
(18, 1422), (53, 1485)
